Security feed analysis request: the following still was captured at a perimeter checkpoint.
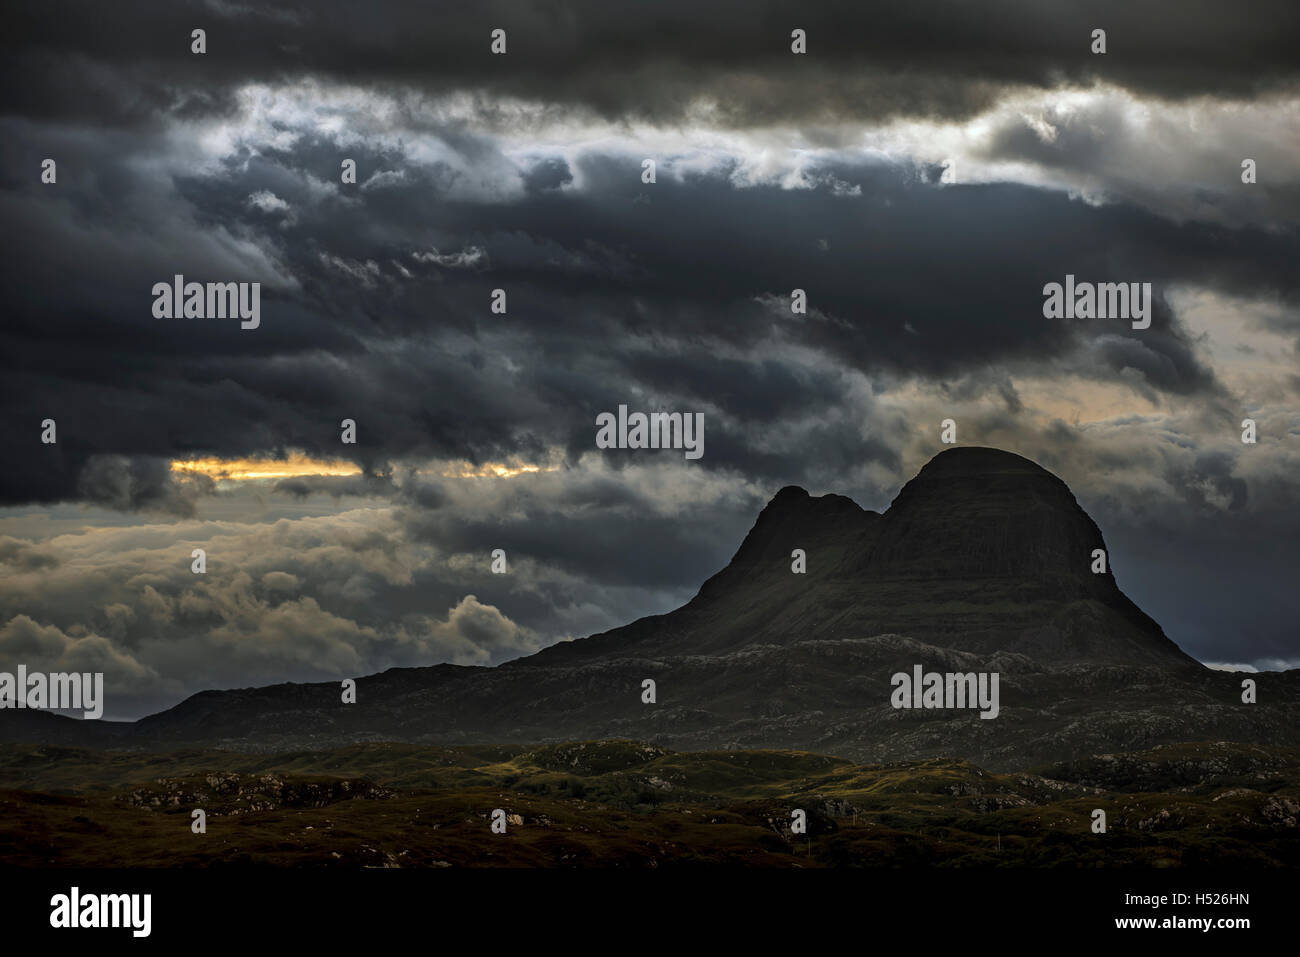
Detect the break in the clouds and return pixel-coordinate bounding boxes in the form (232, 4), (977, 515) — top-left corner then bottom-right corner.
(1, 2), (1298, 716)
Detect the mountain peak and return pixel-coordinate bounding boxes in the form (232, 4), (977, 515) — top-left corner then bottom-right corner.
(771, 484), (811, 501)
(865, 446), (1100, 585)
(842, 445), (1193, 666)
(735, 485), (875, 565)
(916, 445), (1055, 477)
(686, 485), (878, 607)
(682, 448), (1191, 667)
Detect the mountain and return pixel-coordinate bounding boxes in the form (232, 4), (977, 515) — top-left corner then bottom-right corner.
(4, 447), (1297, 768)
(529, 446), (1193, 667)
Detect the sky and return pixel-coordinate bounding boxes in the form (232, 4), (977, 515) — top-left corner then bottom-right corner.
(1, 1), (1298, 719)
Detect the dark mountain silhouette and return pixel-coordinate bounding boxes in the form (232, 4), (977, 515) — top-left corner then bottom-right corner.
(5, 447), (1296, 769)
(530, 446), (1192, 668)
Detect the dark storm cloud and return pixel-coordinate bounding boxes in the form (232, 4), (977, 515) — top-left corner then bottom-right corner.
(76, 455), (217, 516)
(398, 480), (756, 592)
(4, 1), (1298, 132)
(273, 472), (397, 499)
(6, 128), (1299, 507)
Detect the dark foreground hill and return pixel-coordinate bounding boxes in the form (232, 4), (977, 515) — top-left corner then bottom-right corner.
(4, 447), (1297, 769)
